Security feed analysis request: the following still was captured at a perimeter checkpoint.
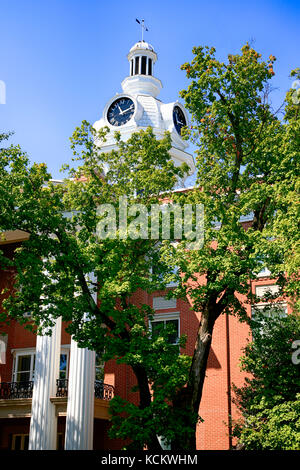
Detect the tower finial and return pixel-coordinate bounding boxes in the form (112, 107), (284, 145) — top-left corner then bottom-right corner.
(135, 18), (149, 42)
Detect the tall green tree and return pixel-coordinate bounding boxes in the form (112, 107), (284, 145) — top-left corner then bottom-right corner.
(160, 43), (300, 448)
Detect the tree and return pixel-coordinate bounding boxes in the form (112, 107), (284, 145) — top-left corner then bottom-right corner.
(232, 311), (300, 449)
(0, 126), (196, 450)
(158, 43), (300, 448)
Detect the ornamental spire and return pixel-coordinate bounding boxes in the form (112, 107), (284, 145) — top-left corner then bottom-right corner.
(135, 18), (149, 42)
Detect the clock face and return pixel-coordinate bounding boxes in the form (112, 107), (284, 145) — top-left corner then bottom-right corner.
(173, 105), (187, 135)
(107, 97), (135, 126)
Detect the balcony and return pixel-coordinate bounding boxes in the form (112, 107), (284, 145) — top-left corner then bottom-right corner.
(0, 379), (114, 420)
(56, 379), (114, 400)
(0, 381), (34, 399)
(0, 379), (114, 400)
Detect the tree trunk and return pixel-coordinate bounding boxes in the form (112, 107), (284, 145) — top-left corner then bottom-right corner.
(132, 364), (162, 451)
(173, 306), (216, 450)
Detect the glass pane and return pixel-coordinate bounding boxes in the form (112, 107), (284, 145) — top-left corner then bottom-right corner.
(59, 354), (67, 379)
(95, 353), (104, 381)
(17, 356), (31, 373)
(141, 56), (147, 75)
(14, 435), (22, 450)
(151, 321), (164, 338)
(16, 371), (30, 382)
(148, 58), (152, 76)
(95, 353), (102, 366)
(95, 367), (104, 381)
(57, 433), (64, 450)
(24, 435), (29, 450)
(166, 319), (179, 344)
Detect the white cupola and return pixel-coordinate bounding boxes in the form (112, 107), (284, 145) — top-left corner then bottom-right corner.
(122, 41), (162, 97)
(93, 40), (195, 183)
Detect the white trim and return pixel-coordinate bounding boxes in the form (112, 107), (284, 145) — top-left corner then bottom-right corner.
(151, 311), (180, 321)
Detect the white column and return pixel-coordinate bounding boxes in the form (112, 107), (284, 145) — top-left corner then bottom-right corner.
(64, 272), (96, 450)
(64, 340), (95, 449)
(29, 317), (62, 450)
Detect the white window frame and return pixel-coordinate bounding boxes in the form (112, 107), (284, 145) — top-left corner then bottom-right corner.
(11, 349), (35, 382)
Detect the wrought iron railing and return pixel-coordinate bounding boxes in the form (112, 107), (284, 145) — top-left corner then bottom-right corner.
(94, 380), (114, 400)
(56, 378), (114, 400)
(0, 379), (114, 400)
(0, 381), (34, 399)
(56, 378), (68, 397)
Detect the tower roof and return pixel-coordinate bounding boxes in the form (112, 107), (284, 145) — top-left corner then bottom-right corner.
(129, 41), (155, 53)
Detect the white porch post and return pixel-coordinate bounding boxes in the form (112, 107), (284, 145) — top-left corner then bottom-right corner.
(29, 317), (62, 450)
(64, 341), (95, 449)
(64, 272), (96, 450)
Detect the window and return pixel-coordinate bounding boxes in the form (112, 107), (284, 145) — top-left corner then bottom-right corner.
(148, 58), (152, 75)
(251, 302), (287, 337)
(12, 349), (69, 382)
(141, 56), (147, 75)
(12, 353), (35, 382)
(253, 283), (285, 318)
(153, 296), (177, 310)
(0, 334), (8, 365)
(255, 284), (279, 299)
(11, 434), (29, 450)
(95, 353), (104, 382)
(257, 266), (271, 278)
(59, 353), (68, 379)
(251, 302), (287, 320)
(150, 312), (180, 344)
(57, 433), (64, 450)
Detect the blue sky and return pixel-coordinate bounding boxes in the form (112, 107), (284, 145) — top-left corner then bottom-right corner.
(1, 0), (299, 180)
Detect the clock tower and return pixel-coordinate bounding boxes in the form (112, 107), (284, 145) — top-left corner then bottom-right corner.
(93, 40), (195, 184)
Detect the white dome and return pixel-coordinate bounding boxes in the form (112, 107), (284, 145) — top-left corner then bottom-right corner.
(129, 41), (155, 53)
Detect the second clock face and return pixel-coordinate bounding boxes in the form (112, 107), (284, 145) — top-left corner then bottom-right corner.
(173, 105), (187, 135)
(107, 97), (135, 126)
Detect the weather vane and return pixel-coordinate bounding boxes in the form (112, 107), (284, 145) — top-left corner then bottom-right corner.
(135, 18), (149, 42)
